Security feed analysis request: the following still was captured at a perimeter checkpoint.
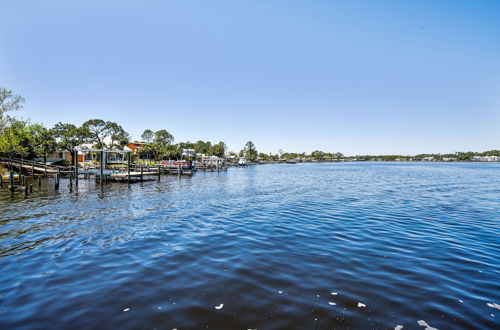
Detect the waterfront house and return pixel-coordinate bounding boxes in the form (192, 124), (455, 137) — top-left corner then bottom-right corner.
(472, 155), (500, 162)
(124, 142), (146, 153)
(124, 141), (152, 161)
(181, 149), (196, 158)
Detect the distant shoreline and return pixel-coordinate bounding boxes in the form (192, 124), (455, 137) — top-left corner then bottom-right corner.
(253, 158), (500, 164)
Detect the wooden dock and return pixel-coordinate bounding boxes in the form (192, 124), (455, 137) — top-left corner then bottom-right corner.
(1, 151), (231, 193)
(0, 157), (72, 176)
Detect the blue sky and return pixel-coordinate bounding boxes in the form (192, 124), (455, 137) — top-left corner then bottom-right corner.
(1, 0), (499, 155)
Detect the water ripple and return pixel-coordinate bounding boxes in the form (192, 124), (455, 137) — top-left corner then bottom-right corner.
(0, 162), (499, 329)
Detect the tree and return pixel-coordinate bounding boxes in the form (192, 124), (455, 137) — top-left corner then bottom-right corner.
(0, 120), (28, 156)
(141, 129), (154, 144)
(178, 141), (195, 152)
(140, 129), (175, 160)
(243, 141), (258, 161)
(209, 141), (227, 157)
(82, 119), (129, 149)
(0, 87), (25, 133)
(311, 150), (325, 160)
(139, 143), (156, 160)
(193, 140), (211, 154)
(107, 122), (130, 149)
(82, 119), (109, 149)
(154, 129), (174, 147)
(52, 122), (89, 152)
(0, 121), (56, 159)
(259, 152), (272, 161)
(161, 145), (181, 160)
(29, 124), (56, 161)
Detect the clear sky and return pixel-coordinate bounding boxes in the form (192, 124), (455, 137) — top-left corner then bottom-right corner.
(1, 0), (499, 155)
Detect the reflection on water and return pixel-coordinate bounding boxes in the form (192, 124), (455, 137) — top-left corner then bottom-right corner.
(0, 163), (499, 329)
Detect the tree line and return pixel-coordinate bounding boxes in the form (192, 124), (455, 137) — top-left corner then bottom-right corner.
(0, 87), (232, 162)
(1, 87), (497, 163)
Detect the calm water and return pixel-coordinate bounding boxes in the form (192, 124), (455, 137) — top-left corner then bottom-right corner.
(0, 163), (499, 329)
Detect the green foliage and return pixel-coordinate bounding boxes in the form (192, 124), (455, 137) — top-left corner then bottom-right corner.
(82, 119), (130, 149)
(0, 87), (25, 133)
(154, 129), (174, 147)
(178, 141), (194, 150)
(258, 153), (278, 161)
(29, 123), (57, 158)
(107, 122), (130, 149)
(193, 140), (211, 154)
(139, 129), (176, 160)
(209, 141), (227, 157)
(82, 119), (108, 149)
(2, 86), (499, 164)
(0, 120), (28, 156)
(281, 152), (300, 160)
(52, 122), (88, 152)
(161, 145), (181, 159)
(0, 120), (56, 158)
(141, 129), (154, 144)
(243, 141), (258, 161)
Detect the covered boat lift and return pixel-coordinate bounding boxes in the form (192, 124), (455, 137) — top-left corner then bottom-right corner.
(73, 148), (133, 186)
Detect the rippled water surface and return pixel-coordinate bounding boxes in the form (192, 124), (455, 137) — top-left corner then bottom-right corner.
(1, 163), (499, 329)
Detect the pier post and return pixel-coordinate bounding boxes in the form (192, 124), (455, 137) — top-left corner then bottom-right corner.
(74, 150), (79, 187)
(69, 173), (73, 189)
(29, 184), (33, 193)
(23, 175), (29, 196)
(9, 170), (15, 194)
(127, 152), (131, 183)
(140, 164), (143, 182)
(55, 173), (60, 190)
(38, 176), (41, 186)
(157, 166), (160, 181)
(100, 150), (104, 186)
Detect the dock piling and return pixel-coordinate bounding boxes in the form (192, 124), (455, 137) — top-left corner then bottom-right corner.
(127, 153), (131, 183)
(74, 150), (79, 187)
(9, 171), (15, 193)
(100, 150), (104, 186)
